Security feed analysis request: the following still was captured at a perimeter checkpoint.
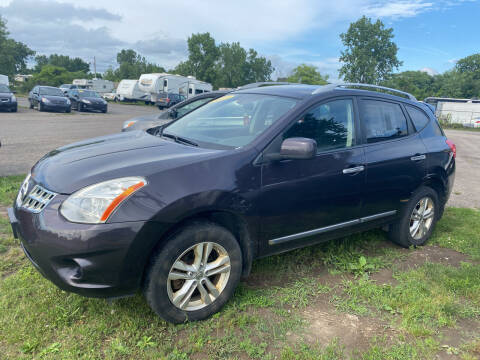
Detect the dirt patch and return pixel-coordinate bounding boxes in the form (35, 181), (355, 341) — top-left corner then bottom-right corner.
(290, 298), (394, 353)
(436, 319), (480, 359)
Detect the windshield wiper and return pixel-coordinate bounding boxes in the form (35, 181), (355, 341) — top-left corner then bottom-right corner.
(161, 132), (198, 147)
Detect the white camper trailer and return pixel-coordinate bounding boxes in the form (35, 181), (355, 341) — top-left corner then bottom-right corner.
(0, 75), (9, 86)
(72, 79), (115, 94)
(116, 80), (149, 102)
(138, 73), (212, 102)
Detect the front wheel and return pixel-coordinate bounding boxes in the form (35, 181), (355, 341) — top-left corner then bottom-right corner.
(144, 222), (242, 323)
(77, 102), (83, 112)
(389, 186), (439, 247)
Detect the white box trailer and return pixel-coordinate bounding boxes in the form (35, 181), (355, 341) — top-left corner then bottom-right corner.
(116, 79), (149, 102)
(138, 73), (212, 102)
(72, 79), (115, 94)
(425, 97), (480, 127)
(0, 74), (9, 86)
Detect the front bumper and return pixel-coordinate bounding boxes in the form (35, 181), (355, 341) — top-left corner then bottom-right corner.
(81, 103), (107, 112)
(8, 196), (160, 298)
(0, 101), (17, 111)
(43, 103), (71, 112)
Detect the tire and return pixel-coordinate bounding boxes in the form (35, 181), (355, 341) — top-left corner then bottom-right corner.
(29, 101), (33, 109)
(388, 186), (439, 248)
(77, 102), (83, 112)
(144, 221), (242, 323)
(38, 102), (43, 112)
(12, 106), (17, 113)
(66, 107), (71, 113)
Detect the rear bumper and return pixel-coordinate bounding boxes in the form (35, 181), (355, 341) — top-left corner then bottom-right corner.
(8, 199), (163, 298)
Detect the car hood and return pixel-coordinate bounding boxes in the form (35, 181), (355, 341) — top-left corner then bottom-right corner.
(32, 130), (221, 193)
(0, 92), (13, 97)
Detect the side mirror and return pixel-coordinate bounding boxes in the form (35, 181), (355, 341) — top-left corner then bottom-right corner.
(168, 109), (178, 119)
(265, 137), (317, 161)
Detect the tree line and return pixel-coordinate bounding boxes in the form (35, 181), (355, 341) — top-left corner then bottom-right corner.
(1, 13), (480, 99)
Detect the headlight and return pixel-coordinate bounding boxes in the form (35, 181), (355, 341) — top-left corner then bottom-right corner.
(16, 173), (31, 207)
(123, 120), (137, 129)
(41, 97), (50, 103)
(11, 95), (16, 102)
(82, 99), (91, 104)
(66, 99), (71, 105)
(60, 177), (147, 224)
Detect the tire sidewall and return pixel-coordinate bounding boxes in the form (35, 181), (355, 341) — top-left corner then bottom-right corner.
(145, 222), (242, 323)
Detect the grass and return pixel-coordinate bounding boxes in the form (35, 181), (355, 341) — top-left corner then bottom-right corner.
(0, 174), (479, 359)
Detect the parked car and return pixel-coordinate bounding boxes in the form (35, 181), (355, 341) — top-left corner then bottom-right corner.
(102, 91), (117, 101)
(29, 86), (71, 112)
(156, 93), (186, 109)
(66, 89), (108, 113)
(0, 84), (17, 112)
(59, 84), (79, 94)
(123, 90), (229, 132)
(8, 84), (456, 324)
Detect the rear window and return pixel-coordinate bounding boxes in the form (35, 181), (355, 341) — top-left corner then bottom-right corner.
(360, 100), (408, 143)
(406, 105), (429, 131)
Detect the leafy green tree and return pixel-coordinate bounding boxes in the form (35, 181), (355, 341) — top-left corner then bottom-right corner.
(456, 54), (480, 74)
(339, 16), (402, 84)
(215, 42), (248, 88)
(286, 64), (329, 85)
(174, 33), (219, 84)
(246, 49), (274, 83)
(29, 65), (86, 88)
(34, 54), (90, 73)
(382, 71), (435, 100)
(0, 16), (35, 79)
(103, 49), (165, 81)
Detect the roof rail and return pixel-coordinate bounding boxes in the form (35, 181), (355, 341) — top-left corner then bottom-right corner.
(332, 83), (417, 101)
(237, 82), (298, 90)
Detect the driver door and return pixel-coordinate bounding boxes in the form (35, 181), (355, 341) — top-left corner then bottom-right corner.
(259, 97), (366, 254)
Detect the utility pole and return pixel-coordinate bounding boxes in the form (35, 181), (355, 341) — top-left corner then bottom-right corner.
(94, 56), (97, 79)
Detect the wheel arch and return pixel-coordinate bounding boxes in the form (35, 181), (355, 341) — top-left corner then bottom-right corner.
(141, 209), (255, 287)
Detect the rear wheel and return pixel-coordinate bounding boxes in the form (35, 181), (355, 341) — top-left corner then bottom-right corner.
(389, 186), (439, 247)
(29, 101), (33, 109)
(144, 222), (242, 323)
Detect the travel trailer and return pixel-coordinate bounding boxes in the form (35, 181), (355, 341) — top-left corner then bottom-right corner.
(138, 73), (212, 102)
(0, 74), (9, 86)
(72, 79), (115, 94)
(425, 96), (480, 127)
(116, 79), (149, 103)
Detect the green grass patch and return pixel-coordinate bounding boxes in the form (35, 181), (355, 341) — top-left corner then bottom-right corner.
(0, 175), (24, 207)
(431, 207), (480, 259)
(334, 262), (480, 336)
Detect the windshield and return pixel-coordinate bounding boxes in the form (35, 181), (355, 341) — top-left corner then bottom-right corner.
(163, 94), (298, 149)
(39, 87), (64, 96)
(0, 84), (11, 92)
(78, 90), (100, 98)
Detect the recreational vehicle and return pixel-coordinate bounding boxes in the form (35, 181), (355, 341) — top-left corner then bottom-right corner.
(425, 96), (480, 127)
(116, 80), (149, 103)
(72, 79), (115, 94)
(0, 74), (9, 86)
(138, 73), (212, 102)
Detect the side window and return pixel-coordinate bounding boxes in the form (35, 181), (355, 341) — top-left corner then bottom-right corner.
(284, 99), (355, 152)
(188, 88), (193, 94)
(163, 80), (168, 88)
(360, 100), (408, 143)
(406, 105), (429, 131)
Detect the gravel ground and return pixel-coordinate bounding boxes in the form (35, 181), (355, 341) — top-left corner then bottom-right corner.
(0, 100), (478, 209)
(444, 129), (480, 209)
(0, 97), (159, 176)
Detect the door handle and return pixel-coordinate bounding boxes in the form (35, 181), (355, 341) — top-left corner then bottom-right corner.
(410, 154), (426, 161)
(343, 166), (365, 175)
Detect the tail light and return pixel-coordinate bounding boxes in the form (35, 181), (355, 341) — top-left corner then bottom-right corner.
(166, 98), (170, 103)
(446, 139), (456, 158)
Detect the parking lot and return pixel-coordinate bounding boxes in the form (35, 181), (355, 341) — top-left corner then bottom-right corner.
(0, 98), (478, 209)
(0, 96), (159, 176)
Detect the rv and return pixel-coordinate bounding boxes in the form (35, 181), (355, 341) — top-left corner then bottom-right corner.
(72, 79), (115, 94)
(0, 74), (9, 86)
(425, 97), (480, 127)
(138, 73), (212, 102)
(116, 80), (149, 103)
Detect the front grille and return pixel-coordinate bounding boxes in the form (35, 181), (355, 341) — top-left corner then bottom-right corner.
(21, 185), (57, 213)
(0, 98), (9, 102)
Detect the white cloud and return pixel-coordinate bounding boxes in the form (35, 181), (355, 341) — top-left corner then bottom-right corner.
(363, 1), (433, 18)
(419, 67), (438, 76)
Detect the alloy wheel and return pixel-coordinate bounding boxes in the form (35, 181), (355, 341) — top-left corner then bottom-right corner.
(167, 242), (231, 311)
(409, 196), (435, 240)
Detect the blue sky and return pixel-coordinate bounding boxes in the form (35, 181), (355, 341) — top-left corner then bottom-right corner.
(0, 0), (478, 80)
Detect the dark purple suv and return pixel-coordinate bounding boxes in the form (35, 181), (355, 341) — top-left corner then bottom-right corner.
(8, 84), (456, 323)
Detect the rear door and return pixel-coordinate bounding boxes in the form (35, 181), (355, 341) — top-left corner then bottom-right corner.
(359, 98), (427, 216)
(259, 97), (366, 254)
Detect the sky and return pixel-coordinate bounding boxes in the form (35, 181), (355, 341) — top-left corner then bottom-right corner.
(0, 0), (478, 80)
